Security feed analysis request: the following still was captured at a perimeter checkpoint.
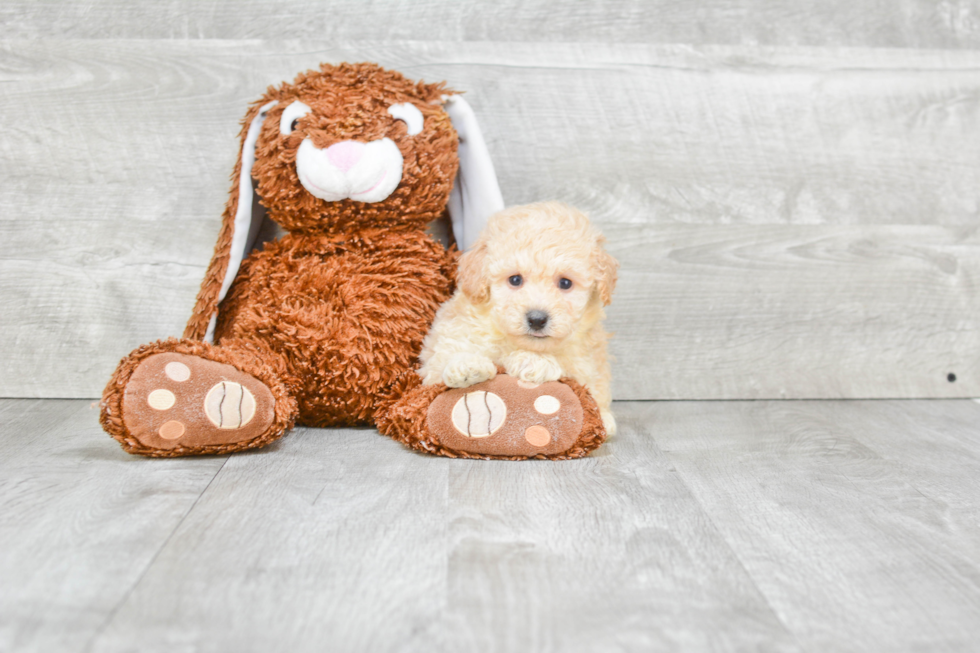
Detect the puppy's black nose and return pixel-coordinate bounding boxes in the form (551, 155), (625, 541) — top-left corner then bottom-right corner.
(526, 310), (549, 331)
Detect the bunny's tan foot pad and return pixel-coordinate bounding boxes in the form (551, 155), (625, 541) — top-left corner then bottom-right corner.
(116, 353), (278, 456)
(403, 374), (606, 460)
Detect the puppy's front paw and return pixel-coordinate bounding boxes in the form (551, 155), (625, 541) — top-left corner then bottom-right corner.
(600, 409), (617, 436)
(502, 351), (562, 385)
(442, 354), (497, 388)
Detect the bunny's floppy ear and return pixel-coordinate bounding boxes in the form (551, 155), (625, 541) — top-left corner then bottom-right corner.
(184, 99), (278, 342)
(443, 95), (504, 251)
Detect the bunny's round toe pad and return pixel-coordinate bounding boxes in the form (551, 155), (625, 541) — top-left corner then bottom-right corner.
(427, 374), (588, 458)
(121, 353), (276, 452)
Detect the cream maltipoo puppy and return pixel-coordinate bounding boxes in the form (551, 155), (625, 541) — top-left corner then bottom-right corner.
(418, 201), (619, 434)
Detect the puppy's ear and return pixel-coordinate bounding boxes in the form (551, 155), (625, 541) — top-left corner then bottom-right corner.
(184, 98), (278, 342)
(593, 236), (619, 307)
(457, 236), (491, 304)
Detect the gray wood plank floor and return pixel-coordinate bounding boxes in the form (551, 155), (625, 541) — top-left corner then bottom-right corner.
(3, 398), (980, 652)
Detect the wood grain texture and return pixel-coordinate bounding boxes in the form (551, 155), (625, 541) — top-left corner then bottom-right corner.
(5, 398), (980, 652)
(437, 443), (799, 652)
(63, 403), (801, 653)
(90, 425), (454, 653)
(843, 400), (980, 524)
(2, 0), (980, 48)
(652, 399), (980, 651)
(606, 223), (980, 399)
(0, 399), (228, 653)
(2, 40), (979, 398)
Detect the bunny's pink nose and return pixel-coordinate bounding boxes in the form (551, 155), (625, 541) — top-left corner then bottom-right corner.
(326, 141), (365, 172)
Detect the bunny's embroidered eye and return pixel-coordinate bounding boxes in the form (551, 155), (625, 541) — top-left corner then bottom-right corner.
(280, 101), (312, 136)
(508, 275), (523, 288)
(387, 103), (424, 136)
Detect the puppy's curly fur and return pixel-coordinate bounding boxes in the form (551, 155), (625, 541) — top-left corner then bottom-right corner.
(417, 201), (619, 434)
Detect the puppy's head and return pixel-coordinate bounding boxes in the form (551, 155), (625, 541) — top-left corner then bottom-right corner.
(457, 201), (618, 350)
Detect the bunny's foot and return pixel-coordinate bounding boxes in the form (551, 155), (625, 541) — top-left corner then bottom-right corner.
(101, 339), (296, 457)
(378, 373), (606, 460)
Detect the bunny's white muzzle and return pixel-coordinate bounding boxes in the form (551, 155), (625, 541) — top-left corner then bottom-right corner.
(296, 137), (403, 203)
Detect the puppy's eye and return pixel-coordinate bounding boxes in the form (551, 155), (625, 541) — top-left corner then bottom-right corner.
(558, 278), (573, 290)
(280, 100), (312, 136)
(387, 103), (424, 136)
(508, 275), (523, 288)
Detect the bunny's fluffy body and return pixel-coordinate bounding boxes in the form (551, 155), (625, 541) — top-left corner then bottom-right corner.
(417, 202), (618, 434)
(190, 65), (459, 428)
(102, 64), (459, 455)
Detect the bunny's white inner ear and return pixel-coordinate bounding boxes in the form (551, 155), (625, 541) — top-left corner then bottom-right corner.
(444, 95), (504, 251)
(204, 99), (278, 343)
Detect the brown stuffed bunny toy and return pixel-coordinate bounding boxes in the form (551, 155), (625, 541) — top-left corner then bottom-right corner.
(100, 62), (606, 460)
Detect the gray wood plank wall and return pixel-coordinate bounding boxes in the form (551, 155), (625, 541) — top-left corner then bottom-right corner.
(1, 4), (978, 399)
(5, 1), (980, 47)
